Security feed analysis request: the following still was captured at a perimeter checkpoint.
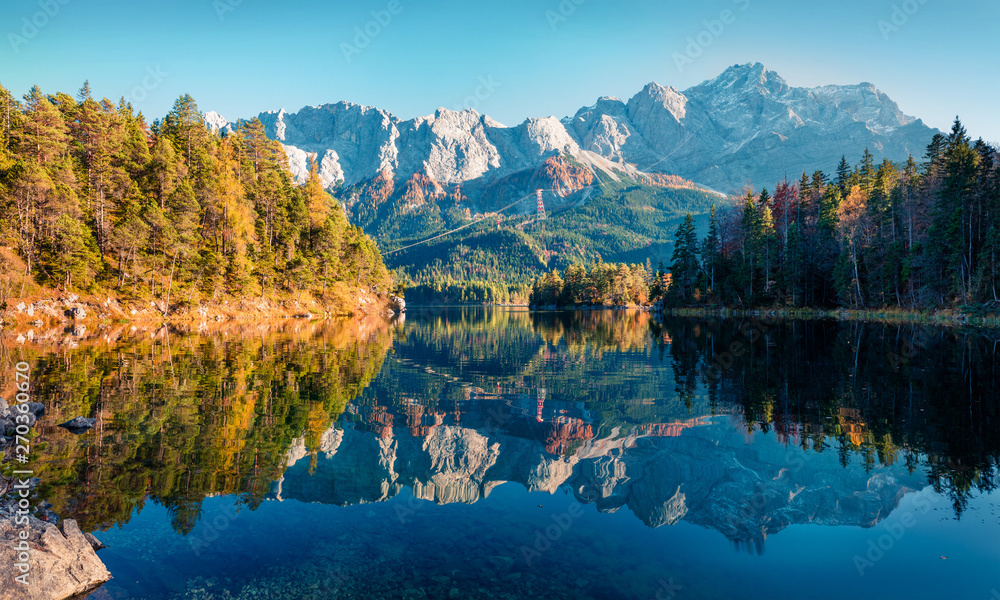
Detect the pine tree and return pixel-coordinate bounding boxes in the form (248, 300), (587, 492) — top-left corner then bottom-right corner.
(835, 155), (852, 197)
(857, 148), (876, 196)
(927, 118), (978, 302)
(0, 84), (19, 150)
(670, 213), (699, 303)
(304, 156), (332, 245)
(740, 191), (766, 304)
(17, 86), (69, 165)
(161, 94), (211, 174)
(702, 204), (720, 295)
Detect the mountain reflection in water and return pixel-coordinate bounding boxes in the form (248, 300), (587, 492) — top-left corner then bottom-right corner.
(1, 308), (996, 599)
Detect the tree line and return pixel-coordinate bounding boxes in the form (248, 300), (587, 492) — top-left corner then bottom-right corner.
(529, 261), (653, 307)
(668, 118), (1000, 309)
(528, 119), (1000, 312)
(0, 83), (390, 309)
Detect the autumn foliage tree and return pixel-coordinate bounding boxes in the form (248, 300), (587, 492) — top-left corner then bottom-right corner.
(0, 83), (391, 309)
(537, 118), (1000, 312)
(687, 119), (1000, 310)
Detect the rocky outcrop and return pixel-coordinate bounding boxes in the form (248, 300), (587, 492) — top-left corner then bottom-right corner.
(1, 288), (399, 337)
(0, 517), (110, 600)
(388, 295), (406, 313)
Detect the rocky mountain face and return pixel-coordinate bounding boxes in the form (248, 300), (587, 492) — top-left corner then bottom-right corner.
(209, 63), (938, 201)
(564, 63), (936, 192)
(273, 418), (923, 548)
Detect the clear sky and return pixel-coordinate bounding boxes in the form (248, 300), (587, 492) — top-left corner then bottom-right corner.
(1, 0), (997, 141)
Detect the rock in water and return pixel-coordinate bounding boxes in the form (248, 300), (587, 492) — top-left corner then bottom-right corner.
(84, 533), (106, 552)
(0, 518), (111, 599)
(389, 295), (406, 312)
(58, 417), (97, 433)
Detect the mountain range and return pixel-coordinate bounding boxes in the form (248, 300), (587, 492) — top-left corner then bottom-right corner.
(207, 62), (939, 199)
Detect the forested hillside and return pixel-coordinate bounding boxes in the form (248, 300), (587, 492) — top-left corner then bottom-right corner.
(383, 176), (720, 304)
(529, 118), (1000, 313)
(672, 119), (1000, 309)
(0, 83), (391, 316)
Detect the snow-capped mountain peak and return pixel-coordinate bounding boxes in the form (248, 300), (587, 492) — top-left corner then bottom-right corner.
(214, 63), (938, 197)
(204, 111), (231, 134)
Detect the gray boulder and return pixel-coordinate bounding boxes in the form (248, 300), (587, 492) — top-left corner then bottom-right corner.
(58, 417), (96, 433)
(0, 518), (111, 599)
(8, 412), (36, 428)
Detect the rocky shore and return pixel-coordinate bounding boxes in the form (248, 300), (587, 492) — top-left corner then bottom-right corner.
(0, 290), (406, 338)
(1, 397), (111, 600)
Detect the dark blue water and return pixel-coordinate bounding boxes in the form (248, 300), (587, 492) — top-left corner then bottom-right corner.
(12, 309), (999, 599)
(90, 422), (1000, 600)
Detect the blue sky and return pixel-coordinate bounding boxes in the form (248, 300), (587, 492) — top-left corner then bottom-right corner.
(1, 0), (997, 141)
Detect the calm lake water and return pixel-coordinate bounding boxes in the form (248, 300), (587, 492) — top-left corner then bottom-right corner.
(6, 308), (999, 599)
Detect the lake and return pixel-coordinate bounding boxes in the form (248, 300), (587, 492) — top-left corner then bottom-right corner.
(5, 308), (999, 599)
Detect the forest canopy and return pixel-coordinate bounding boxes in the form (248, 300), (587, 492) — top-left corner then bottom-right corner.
(0, 83), (391, 311)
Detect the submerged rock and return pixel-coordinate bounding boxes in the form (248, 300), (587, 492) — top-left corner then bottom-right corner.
(58, 417), (97, 433)
(0, 518), (111, 600)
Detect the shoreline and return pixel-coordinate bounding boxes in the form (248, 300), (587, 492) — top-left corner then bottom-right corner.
(469, 302), (1000, 330)
(0, 289), (405, 336)
(660, 306), (1000, 329)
